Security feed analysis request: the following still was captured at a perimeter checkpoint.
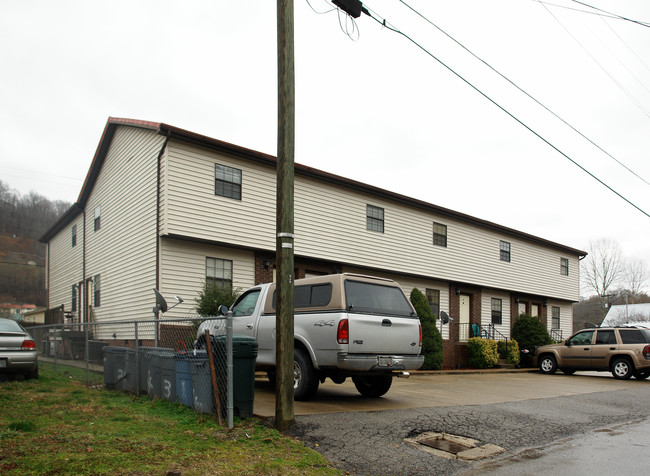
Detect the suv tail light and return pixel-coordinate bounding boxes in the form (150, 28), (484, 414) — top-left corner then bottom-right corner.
(644, 345), (650, 359)
(337, 319), (349, 344)
(22, 339), (37, 350)
(419, 324), (423, 347)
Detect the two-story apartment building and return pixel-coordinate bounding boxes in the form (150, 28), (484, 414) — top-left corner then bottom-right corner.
(40, 117), (586, 367)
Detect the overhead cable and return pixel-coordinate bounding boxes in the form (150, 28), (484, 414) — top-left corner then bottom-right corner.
(397, 0), (650, 187)
(359, 6), (650, 219)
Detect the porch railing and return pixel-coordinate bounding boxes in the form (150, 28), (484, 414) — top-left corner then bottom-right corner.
(550, 328), (563, 341)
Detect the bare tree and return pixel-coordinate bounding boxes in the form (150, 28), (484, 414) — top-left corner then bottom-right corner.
(623, 257), (649, 301)
(581, 238), (623, 319)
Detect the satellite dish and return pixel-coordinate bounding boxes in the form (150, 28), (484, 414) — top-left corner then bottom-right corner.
(440, 311), (452, 325)
(153, 288), (168, 314)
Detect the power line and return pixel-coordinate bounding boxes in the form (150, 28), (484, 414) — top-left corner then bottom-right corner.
(568, 0), (650, 28)
(539, 1), (650, 120)
(396, 0), (650, 187)
(533, 0), (650, 27)
(356, 6), (650, 219)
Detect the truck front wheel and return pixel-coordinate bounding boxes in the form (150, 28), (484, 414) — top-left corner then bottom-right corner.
(352, 375), (393, 398)
(293, 349), (319, 401)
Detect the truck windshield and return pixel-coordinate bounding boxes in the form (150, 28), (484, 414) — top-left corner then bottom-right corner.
(344, 280), (414, 317)
(231, 290), (261, 317)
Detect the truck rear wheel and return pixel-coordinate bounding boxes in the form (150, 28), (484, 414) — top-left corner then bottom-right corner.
(293, 349), (319, 401)
(352, 375), (393, 398)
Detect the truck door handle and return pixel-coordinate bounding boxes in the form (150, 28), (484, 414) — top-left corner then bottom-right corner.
(609, 347), (616, 350)
(382, 319), (392, 327)
(246, 324), (253, 329)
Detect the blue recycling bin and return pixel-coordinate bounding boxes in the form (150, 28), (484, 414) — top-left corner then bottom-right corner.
(188, 351), (214, 414)
(175, 353), (193, 407)
(159, 350), (177, 402)
(103, 346), (129, 390)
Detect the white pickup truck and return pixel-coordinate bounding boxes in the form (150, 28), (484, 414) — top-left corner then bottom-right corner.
(198, 273), (424, 400)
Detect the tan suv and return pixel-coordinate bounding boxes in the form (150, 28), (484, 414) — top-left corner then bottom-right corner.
(534, 326), (650, 380)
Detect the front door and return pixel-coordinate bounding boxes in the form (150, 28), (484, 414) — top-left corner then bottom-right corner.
(459, 295), (470, 341)
(558, 330), (595, 368)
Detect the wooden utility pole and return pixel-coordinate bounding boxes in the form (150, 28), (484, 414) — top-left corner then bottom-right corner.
(275, 0), (295, 432)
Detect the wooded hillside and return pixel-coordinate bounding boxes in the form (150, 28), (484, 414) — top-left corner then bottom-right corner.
(0, 180), (71, 307)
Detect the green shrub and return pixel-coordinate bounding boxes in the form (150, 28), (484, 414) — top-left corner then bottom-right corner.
(511, 314), (553, 353)
(497, 339), (520, 365)
(194, 281), (241, 317)
(410, 288), (444, 370)
(467, 337), (498, 368)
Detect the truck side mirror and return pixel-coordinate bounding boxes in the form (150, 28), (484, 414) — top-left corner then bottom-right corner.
(218, 304), (229, 316)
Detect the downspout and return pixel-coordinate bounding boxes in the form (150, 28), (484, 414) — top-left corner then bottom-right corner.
(82, 209), (86, 324)
(154, 133), (169, 347)
(155, 133), (169, 293)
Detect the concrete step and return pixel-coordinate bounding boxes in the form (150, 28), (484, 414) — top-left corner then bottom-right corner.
(496, 359), (515, 369)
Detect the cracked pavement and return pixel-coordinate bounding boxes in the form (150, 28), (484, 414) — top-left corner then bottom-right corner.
(278, 374), (650, 475)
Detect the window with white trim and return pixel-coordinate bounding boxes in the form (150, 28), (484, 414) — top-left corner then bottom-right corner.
(206, 257), (233, 288)
(215, 164), (242, 200)
(366, 205), (384, 233)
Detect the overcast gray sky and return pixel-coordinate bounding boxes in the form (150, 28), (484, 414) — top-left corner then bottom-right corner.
(1, 0), (649, 273)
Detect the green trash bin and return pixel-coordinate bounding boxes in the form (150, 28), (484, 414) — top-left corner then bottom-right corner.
(213, 335), (258, 419)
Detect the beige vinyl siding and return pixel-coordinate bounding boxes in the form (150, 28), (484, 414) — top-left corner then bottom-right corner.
(47, 216), (84, 313)
(547, 300), (573, 339)
(159, 239), (255, 317)
(163, 142), (275, 249)
(83, 126), (165, 321)
(163, 140), (580, 303)
(481, 290), (512, 338)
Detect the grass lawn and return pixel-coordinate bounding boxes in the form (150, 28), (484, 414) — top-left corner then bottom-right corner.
(0, 363), (340, 475)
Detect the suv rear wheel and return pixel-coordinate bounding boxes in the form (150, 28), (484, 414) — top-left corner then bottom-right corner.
(539, 355), (557, 374)
(611, 357), (633, 380)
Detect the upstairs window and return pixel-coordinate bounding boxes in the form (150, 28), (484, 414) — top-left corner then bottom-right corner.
(433, 222), (447, 247)
(491, 298), (502, 325)
(94, 206), (101, 231)
(366, 205), (384, 233)
(72, 224), (77, 247)
(206, 257), (233, 289)
(560, 258), (569, 276)
(500, 241), (511, 262)
(215, 164), (242, 200)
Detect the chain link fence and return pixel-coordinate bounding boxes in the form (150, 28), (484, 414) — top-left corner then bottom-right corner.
(27, 315), (257, 428)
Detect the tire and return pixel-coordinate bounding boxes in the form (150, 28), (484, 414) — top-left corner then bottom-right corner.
(539, 355), (557, 374)
(293, 349), (319, 401)
(634, 370), (650, 380)
(611, 358), (633, 380)
(352, 375), (393, 398)
(560, 368), (576, 375)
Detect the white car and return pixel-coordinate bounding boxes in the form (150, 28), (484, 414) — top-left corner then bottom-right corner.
(0, 318), (39, 380)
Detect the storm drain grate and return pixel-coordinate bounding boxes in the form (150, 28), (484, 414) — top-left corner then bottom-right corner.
(404, 432), (506, 461)
(418, 437), (472, 455)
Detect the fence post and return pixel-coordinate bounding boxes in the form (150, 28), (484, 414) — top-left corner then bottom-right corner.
(54, 324), (59, 372)
(135, 321), (140, 397)
(226, 310), (234, 428)
(84, 321), (90, 385)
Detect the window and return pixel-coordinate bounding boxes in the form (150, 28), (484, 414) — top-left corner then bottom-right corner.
(231, 289), (261, 317)
(552, 306), (560, 329)
(93, 275), (101, 307)
(71, 285), (77, 312)
(366, 205), (384, 233)
(560, 258), (569, 276)
(94, 206), (101, 231)
(215, 164), (242, 200)
(433, 223), (447, 247)
(272, 283), (333, 310)
(500, 241), (511, 262)
(344, 280), (414, 317)
(568, 330), (594, 345)
(72, 225), (77, 247)
(426, 289), (440, 318)
(619, 329), (649, 344)
(206, 257), (233, 288)
(491, 298), (502, 325)
(595, 330), (616, 345)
